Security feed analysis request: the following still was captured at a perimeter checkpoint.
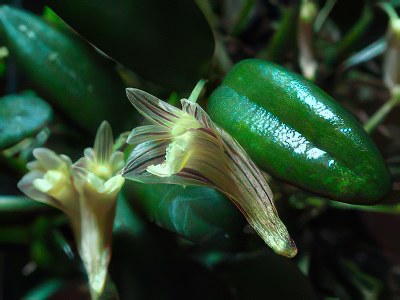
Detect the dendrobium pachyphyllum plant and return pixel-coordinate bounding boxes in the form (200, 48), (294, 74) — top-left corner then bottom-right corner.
(18, 121), (125, 299)
(122, 86), (297, 258)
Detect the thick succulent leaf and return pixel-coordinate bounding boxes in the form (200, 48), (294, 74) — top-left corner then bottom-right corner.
(0, 94), (52, 149)
(113, 193), (144, 237)
(124, 181), (244, 243)
(0, 6), (132, 133)
(45, 0), (215, 91)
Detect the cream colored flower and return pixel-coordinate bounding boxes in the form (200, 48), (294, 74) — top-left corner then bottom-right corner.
(18, 121), (125, 299)
(18, 148), (80, 235)
(122, 88), (297, 258)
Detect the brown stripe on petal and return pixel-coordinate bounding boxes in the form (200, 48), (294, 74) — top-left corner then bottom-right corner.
(123, 140), (169, 175)
(128, 140), (170, 161)
(140, 100), (175, 123)
(122, 154), (165, 176)
(157, 101), (182, 119)
(127, 88), (181, 120)
(221, 131), (275, 209)
(135, 131), (169, 137)
(196, 127), (219, 139)
(222, 149), (263, 200)
(180, 168), (215, 185)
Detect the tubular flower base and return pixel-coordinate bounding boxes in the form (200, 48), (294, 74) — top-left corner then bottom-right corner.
(18, 121), (125, 299)
(122, 88), (297, 258)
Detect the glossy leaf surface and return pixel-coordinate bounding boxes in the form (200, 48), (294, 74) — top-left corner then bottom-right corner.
(208, 59), (391, 203)
(125, 181), (244, 243)
(0, 6), (132, 133)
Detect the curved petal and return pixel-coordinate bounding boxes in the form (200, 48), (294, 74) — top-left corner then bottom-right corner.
(94, 121), (113, 164)
(109, 151), (125, 173)
(33, 148), (64, 170)
(181, 99), (217, 132)
(126, 88), (182, 128)
(185, 129), (297, 257)
(123, 140), (170, 178)
(17, 171), (63, 210)
(84, 148), (95, 162)
(127, 124), (171, 147)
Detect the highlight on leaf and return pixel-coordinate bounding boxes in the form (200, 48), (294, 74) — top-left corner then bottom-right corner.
(122, 88), (297, 258)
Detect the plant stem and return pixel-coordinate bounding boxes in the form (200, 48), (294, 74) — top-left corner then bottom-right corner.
(364, 95), (400, 133)
(328, 5), (373, 67)
(314, 0), (336, 33)
(257, 5), (298, 62)
(188, 79), (207, 103)
(231, 0), (255, 36)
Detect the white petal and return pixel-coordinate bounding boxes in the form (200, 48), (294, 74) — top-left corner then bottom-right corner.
(84, 148), (95, 161)
(32, 178), (53, 193)
(94, 121), (114, 164)
(110, 151), (125, 173)
(17, 171), (62, 210)
(33, 148), (63, 170)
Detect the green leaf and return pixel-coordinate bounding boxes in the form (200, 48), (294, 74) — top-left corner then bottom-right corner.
(113, 193), (144, 238)
(0, 195), (49, 214)
(0, 6), (133, 133)
(124, 182), (244, 243)
(340, 37), (387, 72)
(0, 93), (52, 149)
(327, 5), (374, 67)
(45, 0), (215, 92)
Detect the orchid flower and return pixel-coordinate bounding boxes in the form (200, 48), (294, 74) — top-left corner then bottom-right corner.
(18, 121), (125, 299)
(122, 88), (297, 258)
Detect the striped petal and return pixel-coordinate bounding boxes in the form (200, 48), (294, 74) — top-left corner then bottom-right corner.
(126, 124), (171, 147)
(126, 88), (182, 128)
(123, 140), (170, 177)
(94, 121), (113, 164)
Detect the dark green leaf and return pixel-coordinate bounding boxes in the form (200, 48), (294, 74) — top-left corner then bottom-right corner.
(113, 193), (145, 238)
(0, 93), (52, 149)
(45, 0), (215, 91)
(124, 182), (244, 243)
(0, 6), (133, 133)
(0, 195), (49, 214)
